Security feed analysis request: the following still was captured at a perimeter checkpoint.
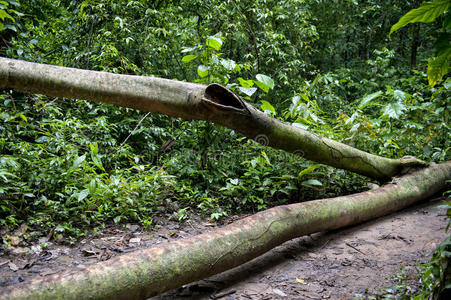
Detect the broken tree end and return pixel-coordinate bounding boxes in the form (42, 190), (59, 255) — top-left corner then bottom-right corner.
(202, 83), (249, 115)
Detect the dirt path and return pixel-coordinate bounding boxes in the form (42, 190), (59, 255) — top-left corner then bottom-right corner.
(153, 198), (449, 299)
(0, 198), (448, 299)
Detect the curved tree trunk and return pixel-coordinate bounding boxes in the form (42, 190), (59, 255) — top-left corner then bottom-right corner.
(0, 57), (426, 180)
(1, 162), (450, 300)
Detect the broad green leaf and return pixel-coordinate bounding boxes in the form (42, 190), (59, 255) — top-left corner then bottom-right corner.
(255, 80), (270, 93)
(91, 155), (105, 171)
(0, 9), (14, 22)
(427, 48), (451, 86)
(72, 155), (86, 170)
(261, 151), (271, 165)
(230, 178), (239, 185)
(300, 93), (310, 102)
(291, 95), (301, 106)
(9, 1), (20, 7)
(206, 36), (223, 51)
(115, 16), (124, 29)
(358, 91), (382, 109)
(89, 143), (104, 171)
(390, 0), (450, 36)
(17, 113), (27, 122)
(298, 164), (321, 179)
(3, 24), (17, 32)
(182, 54), (197, 63)
(181, 46), (197, 53)
(292, 122), (308, 130)
(260, 100), (276, 115)
(382, 102), (406, 119)
(88, 179), (97, 195)
(301, 179), (323, 187)
(255, 74), (275, 93)
(309, 111), (324, 124)
(89, 143), (99, 155)
(237, 77), (254, 88)
(197, 65), (209, 78)
(0, 169), (15, 181)
(393, 90), (406, 102)
(444, 78), (451, 89)
(77, 189), (89, 202)
(238, 87), (257, 96)
(220, 59), (236, 70)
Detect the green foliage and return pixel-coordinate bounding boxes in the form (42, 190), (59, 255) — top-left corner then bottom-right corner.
(390, 0), (451, 86)
(283, 48), (450, 162)
(0, 94), (175, 239)
(390, 0), (450, 35)
(428, 48), (451, 86)
(0, 0), (17, 32)
(254, 74), (275, 93)
(0, 0), (449, 243)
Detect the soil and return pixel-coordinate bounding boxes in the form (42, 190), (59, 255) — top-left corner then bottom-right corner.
(0, 197), (449, 299)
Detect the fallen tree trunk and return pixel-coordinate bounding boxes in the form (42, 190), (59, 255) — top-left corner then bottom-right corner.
(1, 162), (450, 300)
(0, 57), (426, 180)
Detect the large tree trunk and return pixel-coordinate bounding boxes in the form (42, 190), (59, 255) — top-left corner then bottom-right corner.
(1, 162), (450, 300)
(0, 57), (426, 180)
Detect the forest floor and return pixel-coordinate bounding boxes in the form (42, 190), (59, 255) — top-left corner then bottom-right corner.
(0, 197), (449, 299)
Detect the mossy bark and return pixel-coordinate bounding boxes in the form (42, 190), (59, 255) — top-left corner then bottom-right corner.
(0, 57), (427, 180)
(1, 162), (450, 300)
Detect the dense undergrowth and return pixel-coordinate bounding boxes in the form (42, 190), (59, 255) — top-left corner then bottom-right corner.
(0, 0), (450, 239)
(0, 1), (450, 296)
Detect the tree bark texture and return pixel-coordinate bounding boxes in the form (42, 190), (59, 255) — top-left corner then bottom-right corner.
(0, 57), (427, 180)
(1, 162), (450, 300)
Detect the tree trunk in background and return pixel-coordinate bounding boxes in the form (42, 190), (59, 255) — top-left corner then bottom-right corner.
(0, 57), (427, 180)
(410, 23), (420, 69)
(1, 162), (450, 300)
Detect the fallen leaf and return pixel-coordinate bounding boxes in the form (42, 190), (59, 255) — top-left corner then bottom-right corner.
(114, 241), (125, 246)
(81, 248), (99, 257)
(129, 237), (141, 243)
(203, 222), (216, 227)
(273, 288), (287, 297)
(296, 278), (307, 285)
(8, 235), (22, 246)
(8, 262), (19, 272)
(30, 244), (42, 254)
